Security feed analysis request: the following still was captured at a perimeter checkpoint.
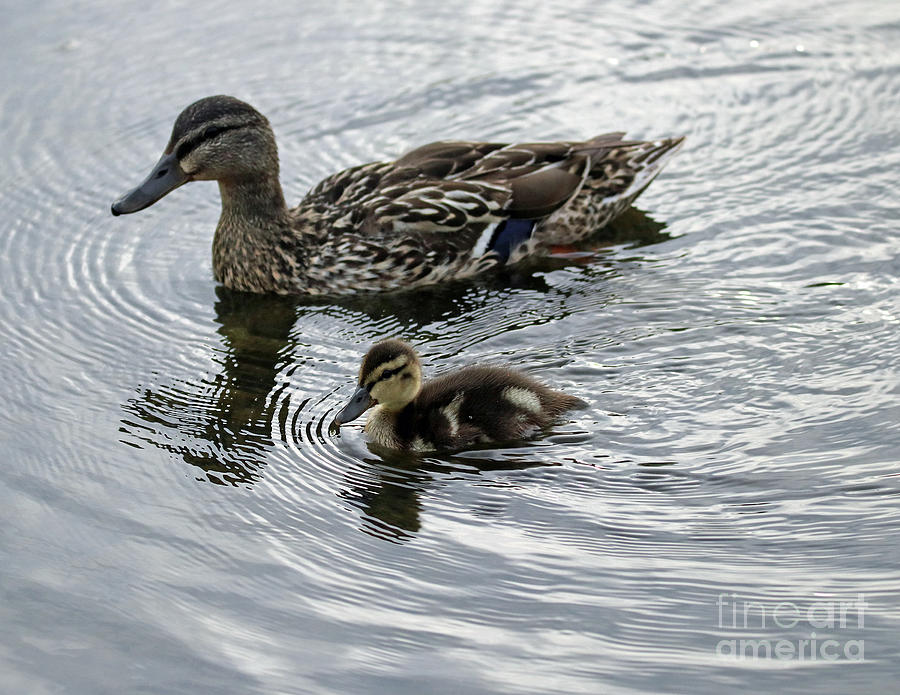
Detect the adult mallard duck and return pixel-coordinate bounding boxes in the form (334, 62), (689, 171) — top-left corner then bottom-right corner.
(112, 95), (684, 295)
(331, 339), (586, 451)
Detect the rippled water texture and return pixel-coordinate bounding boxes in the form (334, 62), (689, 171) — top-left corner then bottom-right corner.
(2, 1), (900, 693)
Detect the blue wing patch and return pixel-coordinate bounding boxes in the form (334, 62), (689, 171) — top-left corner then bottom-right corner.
(489, 218), (535, 263)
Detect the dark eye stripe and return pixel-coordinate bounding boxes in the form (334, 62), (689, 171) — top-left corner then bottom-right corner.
(379, 366), (403, 381)
(175, 123), (244, 160)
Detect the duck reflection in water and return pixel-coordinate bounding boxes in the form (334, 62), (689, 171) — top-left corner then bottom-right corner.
(120, 287), (300, 485)
(119, 209), (668, 534)
(340, 448), (564, 543)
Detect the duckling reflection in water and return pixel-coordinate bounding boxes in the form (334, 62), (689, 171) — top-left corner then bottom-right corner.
(331, 340), (586, 451)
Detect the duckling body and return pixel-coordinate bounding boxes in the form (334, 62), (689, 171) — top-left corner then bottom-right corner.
(332, 339), (585, 451)
(112, 95), (684, 295)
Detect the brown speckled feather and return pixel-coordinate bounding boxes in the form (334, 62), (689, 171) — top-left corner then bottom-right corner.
(111, 96), (684, 295)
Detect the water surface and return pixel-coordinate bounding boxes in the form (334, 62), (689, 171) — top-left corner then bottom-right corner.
(2, 1), (899, 693)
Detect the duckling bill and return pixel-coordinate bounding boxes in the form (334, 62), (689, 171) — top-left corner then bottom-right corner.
(112, 95), (684, 295)
(332, 339), (586, 451)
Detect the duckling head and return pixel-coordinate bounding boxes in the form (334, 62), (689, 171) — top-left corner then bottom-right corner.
(332, 339), (423, 427)
(112, 95), (279, 215)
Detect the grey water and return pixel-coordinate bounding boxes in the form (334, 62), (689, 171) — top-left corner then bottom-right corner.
(2, 0), (899, 693)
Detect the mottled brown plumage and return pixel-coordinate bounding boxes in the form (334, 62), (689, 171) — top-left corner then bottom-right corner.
(332, 339), (586, 451)
(112, 95), (684, 295)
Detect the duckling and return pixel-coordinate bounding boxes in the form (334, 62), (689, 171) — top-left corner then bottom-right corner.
(112, 95), (684, 295)
(331, 339), (586, 451)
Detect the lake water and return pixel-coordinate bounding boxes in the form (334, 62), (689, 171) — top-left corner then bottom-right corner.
(2, 1), (899, 693)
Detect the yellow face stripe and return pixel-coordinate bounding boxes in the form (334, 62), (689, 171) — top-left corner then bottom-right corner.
(362, 355), (409, 386)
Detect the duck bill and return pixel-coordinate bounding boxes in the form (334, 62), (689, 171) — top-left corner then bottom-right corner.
(331, 386), (373, 427)
(111, 151), (188, 216)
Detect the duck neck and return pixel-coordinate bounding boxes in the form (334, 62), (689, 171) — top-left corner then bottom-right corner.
(213, 174), (300, 293)
(219, 173), (288, 219)
(365, 401), (416, 449)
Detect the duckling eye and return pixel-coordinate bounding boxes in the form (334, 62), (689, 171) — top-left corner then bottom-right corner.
(380, 367), (400, 380)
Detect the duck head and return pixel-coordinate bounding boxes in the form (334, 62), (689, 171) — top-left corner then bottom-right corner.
(332, 339), (423, 427)
(111, 95), (279, 215)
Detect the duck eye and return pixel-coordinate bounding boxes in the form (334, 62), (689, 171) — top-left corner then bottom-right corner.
(201, 124), (230, 141)
(175, 123), (243, 160)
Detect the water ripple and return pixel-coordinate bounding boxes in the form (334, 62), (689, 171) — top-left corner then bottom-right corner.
(2, 0), (900, 692)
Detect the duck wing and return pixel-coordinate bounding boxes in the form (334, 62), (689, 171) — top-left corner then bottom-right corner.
(415, 135), (639, 221)
(306, 134), (658, 272)
(456, 133), (658, 218)
(359, 137), (622, 238)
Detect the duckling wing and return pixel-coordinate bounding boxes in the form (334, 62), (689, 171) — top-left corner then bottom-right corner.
(412, 366), (568, 449)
